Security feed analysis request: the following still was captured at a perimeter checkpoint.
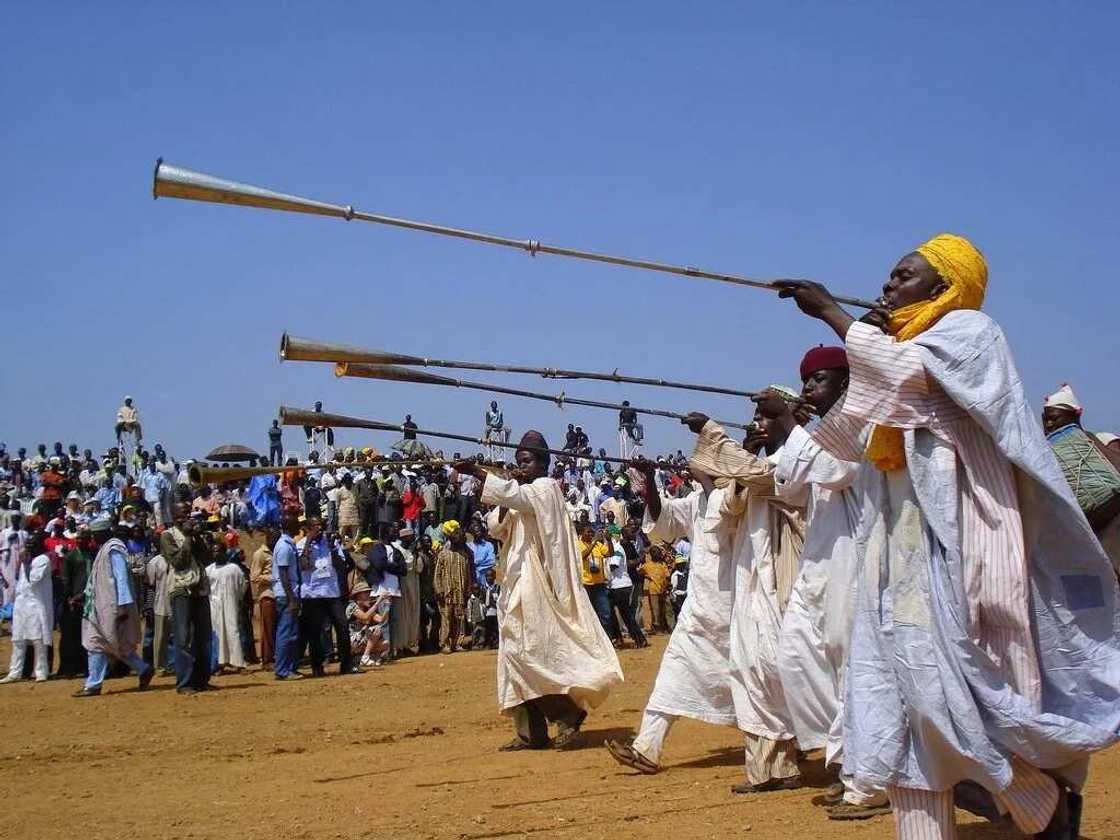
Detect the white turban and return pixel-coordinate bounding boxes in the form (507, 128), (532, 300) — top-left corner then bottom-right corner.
(1044, 384), (1082, 413)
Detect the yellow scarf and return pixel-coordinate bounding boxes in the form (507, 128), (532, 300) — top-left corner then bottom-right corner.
(865, 233), (988, 471)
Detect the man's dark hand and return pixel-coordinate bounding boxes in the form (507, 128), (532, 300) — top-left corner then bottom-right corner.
(773, 280), (840, 320)
(859, 303), (892, 334)
(743, 426), (768, 455)
(452, 460), (482, 480)
(682, 412), (710, 434)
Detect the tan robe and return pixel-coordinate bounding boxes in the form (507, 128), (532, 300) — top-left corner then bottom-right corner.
(482, 474), (623, 713)
(81, 538), (141, 658)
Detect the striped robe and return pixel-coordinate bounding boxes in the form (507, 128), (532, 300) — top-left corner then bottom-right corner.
(813, 312), (1120, 796)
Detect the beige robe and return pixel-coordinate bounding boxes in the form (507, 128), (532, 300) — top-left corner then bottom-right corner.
(482, 474), (623, 713)
(691, 422), (806, 741)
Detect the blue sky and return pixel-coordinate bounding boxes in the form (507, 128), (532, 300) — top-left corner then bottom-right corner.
(3, 3), (1117, 461)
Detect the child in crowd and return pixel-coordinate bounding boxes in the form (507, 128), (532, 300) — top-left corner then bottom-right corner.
(482, 568), (499, 649)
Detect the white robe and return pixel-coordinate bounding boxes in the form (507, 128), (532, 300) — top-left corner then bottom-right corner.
(774, 423), (865, 762)
(0, 527), (27, 608)
(12, 553), (53, 645)
(641, 488), (739, 726)
(205, 562), (246, 668)
(689, 423), (807, 742)
(482, 473), (622, 713)
(813, 313), (1120, 794)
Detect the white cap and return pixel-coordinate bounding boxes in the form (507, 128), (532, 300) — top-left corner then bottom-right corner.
(1096, 432), (1119, 446)
(1044, 384), (1082, 412)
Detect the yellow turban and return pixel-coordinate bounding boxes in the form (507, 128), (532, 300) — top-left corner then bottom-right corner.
(441, 519), (461, 536)
(867, 233), (988, 471)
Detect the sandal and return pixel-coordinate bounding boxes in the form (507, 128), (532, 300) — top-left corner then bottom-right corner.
(498, 736), (550, 752)
(731, 775), (803, 794)
(812, 782), (845, 807)
(605, 739), (660, 774)
(827, 801), (892, 821)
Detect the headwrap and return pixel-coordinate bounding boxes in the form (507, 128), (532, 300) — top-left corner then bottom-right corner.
(441, 520), (461, 537)
(799, 346), (848, 382)
(1096, 432), (1119, 447)
(867, 233), (988, 471)
(1044, 384), (1083, 413)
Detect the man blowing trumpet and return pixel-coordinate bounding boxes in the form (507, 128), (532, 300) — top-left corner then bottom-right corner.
(773, 233), (1120, 840)
(454, 430), (622, 752)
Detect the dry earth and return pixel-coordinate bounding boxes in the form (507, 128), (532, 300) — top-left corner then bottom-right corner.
(0, 633), (1115, 840)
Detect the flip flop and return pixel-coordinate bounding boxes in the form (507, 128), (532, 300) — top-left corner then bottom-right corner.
(826, 802), (893, 821)
(498, 737), (550, 752)
(605, 739), (660, 774)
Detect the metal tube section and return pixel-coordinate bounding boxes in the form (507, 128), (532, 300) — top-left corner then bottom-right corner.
(337, 363), (750, 431)
(155, 161), (878, 309)
(277, 406), (638, 466)
(282, 333), (758, 398)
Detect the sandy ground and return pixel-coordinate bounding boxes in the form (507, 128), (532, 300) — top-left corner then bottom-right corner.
(0, 632), (1116, 840)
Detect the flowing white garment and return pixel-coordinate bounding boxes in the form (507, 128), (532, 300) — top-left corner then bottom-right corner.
(0, 528), (26, 608)
(482, 474), (622, 713)
(12, 554), (53, 645)
(641, 489), (738, 726)
(774, 423), (865, 761)
(206, 562), (246, 668)
(391, 541), (421, 652)
(811, 314), (1120, 793)
(690, 423), (807, 741)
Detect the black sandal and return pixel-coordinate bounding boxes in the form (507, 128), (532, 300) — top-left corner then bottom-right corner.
(605, 739), (660, 774)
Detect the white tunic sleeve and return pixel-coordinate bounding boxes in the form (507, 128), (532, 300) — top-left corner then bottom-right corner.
(480, 473), (536, 513)
(776, 424), (862, 497)
(643, 493), (699, 543)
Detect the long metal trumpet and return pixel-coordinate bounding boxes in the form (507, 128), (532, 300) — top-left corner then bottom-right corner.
(281, 333), (757, 399)
(153, 160), (878, 309)
(279, 406), (637, 466)
(334, 362), (751, 431)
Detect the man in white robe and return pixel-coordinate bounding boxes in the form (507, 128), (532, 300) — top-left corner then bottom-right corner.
(206, 554), (247, 670)
(688, 406), (808, 793)
(0, 514), (27, 622)
(776, 233), (1120, 840)
(605, 457), (740, 774)
(610, 400), (808, 790)
(455, 430), (622, 751)
(769, 346), (890, 819)
(0, 531), (53, 683)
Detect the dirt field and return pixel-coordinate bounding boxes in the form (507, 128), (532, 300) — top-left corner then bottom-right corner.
(0, 633), (1115, 840)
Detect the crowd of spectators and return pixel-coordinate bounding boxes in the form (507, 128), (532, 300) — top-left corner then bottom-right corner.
(0, 422), (698, 688)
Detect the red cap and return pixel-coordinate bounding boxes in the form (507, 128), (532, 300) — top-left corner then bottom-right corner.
(224, 531), (240, 548)
(800, 346), (848, 381)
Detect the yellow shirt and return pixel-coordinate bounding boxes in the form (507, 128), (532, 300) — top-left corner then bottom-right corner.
(578, 539), (610, 586)
(641, 559), (671, 595)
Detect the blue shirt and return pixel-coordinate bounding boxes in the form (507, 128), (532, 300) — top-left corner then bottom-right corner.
(272, 534), (300, 600)
(139, 470), (169, 503)
(109, 548), (135, 606)
(469, 538), (496, 585)
(296, 535), (339, 599)
(95, 486), (120, 513)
